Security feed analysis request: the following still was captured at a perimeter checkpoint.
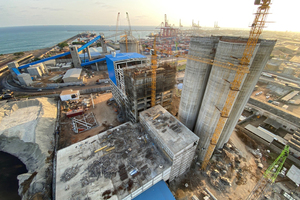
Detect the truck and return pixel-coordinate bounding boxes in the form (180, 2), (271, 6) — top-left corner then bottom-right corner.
(0, 89), (14, 99)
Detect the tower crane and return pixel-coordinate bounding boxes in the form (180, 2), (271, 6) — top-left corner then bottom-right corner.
(149, 0), (272, 168)
(151, 35), (158, 107)
(115, 12), (120, 42)
(201, 0), (271, 170)
(126, 12), (132, 36)
(246, 145), (289, 200)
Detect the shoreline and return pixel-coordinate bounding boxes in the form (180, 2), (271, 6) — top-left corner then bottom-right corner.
(0, 33), (81, 69)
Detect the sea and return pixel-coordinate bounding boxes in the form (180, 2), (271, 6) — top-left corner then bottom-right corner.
(0, 25), (157, 54)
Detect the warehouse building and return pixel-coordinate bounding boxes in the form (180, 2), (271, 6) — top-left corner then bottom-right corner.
(62, 68), (82, 83)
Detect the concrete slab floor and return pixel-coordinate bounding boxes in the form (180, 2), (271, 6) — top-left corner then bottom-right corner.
(56, 122), (172, 200)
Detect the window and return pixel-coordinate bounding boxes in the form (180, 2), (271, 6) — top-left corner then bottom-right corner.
(71, 94), (77, 99)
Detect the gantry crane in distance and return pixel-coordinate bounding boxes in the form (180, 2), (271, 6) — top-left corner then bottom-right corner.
(246, 145), (289, 200)
(201, 0), (271, 170)
(119, 12), (132, 53)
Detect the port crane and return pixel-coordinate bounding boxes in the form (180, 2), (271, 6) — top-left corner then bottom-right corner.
(150, 0), (271, 170)
(115, 12), (120, 42)
(246, 145), (289, 200)
(119, 12), (134, 53)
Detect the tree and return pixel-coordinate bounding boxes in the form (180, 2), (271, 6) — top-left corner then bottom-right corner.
(58, 42), (68, 49)
(13, 52), (24, 57)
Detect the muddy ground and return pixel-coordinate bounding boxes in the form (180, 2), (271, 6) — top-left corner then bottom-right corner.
(58, 93), (120, 150)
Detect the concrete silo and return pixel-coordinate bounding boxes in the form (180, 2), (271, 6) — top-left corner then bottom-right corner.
(216, 39), (276, 149)
(120, 38), (140, 53)
(178, 36), (276, 161)
(178, 36), (219, 130)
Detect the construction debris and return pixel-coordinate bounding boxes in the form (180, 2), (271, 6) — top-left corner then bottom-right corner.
(60, 164), (82, 182)
(72, 112), (98, 133)
(56, 122), (173, 199)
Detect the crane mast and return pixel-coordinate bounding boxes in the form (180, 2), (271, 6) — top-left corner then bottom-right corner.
(247, 145), (289, 200)
(151, 35), (158, 107)
(115, 12), (120, 42)
(126, 12), (132, 36)
(201, 0), (271, 170)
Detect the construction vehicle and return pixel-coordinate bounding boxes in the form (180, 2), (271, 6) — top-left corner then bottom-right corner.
(246, 145), (289, 200)
(149, 0), (271, 169)
(0, 89), (14, 99)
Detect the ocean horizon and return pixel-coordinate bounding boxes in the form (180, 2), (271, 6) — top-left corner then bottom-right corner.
(0, 25), (157, 54)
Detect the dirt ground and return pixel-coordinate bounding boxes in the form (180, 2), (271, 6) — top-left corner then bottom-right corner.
(83, 70), (108, 86)
(30, 69), (109, 88)
(58, 92), (120, 149)
(252, 83), (300, 117)
(169, 130), (264, 200)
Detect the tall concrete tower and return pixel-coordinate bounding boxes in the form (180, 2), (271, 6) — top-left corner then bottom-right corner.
(69, 45), (81, 68)
(178, 36), (276, 161)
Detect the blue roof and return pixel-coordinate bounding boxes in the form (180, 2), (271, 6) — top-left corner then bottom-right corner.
(105, 53), (146, 62)
(177, 83), (183, 90)
(133, 180), (175, 200)
(12, 67), (21, 75)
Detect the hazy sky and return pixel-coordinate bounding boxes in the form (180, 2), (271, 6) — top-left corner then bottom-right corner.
(0, 0), (299, 32)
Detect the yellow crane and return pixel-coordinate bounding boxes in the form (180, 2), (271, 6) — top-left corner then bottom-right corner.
(151, 35), (158, 107)
(201, 0), (271, 170)
(120, 34), (128, 52)
(150, 0), (271, 169)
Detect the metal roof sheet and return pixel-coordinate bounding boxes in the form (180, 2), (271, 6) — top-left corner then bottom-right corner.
(63, 68), (82, 79)
(133, 180), (175, 200)
(105, 53), (146, 62)
(263, 118), (282, 129)
(245, 124), (274, 143)
(245, 124), (286, 145)
(287, 165), (300, 186)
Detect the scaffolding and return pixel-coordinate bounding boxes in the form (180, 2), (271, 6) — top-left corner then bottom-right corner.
(123, 63), (176, 122)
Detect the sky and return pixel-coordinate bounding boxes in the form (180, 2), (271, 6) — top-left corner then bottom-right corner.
(0, 0), (299, 32)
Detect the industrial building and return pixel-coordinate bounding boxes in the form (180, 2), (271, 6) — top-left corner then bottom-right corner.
(62, 68), (82, 83)
(27, 63), (48, 78)
(140, 105), (199, 181)
(56, 105), (198, 200)
(60, 89), (80, 101)
(107, 53), (176, 122)
(178, 36), (276, 161)
(17, 73), (33, 86)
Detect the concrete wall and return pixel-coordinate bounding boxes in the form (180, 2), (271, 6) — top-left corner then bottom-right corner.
(178, 36), (219, 130)
(79, 86), (111, 94)
(18, 73), (33, 86)
(194, 38), (260, 160)
(56, 59), (73, 63)
(69, 45), (81, 68)
(7, 61), (19, 78)
(120, 41), (139, 53)
(27, 66), (42, 77)
(217, 39), (276, 148)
